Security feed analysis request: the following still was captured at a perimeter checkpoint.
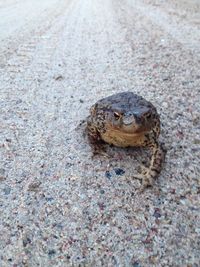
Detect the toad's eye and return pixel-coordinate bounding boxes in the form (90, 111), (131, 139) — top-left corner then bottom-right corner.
(146, 113), (151, 119)
(114, 112), (120, 120)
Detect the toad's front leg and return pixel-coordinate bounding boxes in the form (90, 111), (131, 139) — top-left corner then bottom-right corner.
(87, 116), (108, 158)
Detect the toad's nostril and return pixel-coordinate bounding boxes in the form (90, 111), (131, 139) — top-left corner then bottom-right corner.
(126, 111), (133, 116)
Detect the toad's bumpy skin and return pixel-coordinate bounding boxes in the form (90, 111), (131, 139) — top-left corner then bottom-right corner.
(87, 91), (166, 190)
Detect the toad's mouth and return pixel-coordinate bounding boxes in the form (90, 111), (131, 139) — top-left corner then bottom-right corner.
(106, 124), (150, 135)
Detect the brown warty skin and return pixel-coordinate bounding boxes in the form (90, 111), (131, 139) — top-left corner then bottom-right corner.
(87, 91), (166, 191)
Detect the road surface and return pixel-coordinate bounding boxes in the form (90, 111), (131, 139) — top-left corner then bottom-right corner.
(0, 0), (200, 266)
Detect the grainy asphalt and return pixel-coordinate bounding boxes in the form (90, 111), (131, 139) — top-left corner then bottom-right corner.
(0, 0), (200, 266)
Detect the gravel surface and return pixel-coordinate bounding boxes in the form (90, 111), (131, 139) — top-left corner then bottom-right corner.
(0, 0), (200, 266)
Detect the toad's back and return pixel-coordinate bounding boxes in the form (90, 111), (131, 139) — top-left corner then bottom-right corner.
(95, 92), (155, 113)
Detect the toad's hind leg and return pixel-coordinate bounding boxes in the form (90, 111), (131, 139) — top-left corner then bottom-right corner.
(142, 140), (165, 189)
(134, 132), (166, 191)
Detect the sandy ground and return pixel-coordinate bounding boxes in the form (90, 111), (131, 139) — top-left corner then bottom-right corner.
(0, 0), (200, 266)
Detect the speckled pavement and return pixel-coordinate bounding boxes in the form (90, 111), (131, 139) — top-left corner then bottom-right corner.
(0, 0), (200, 266)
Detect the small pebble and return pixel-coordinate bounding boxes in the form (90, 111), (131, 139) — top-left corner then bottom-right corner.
(0, 168), (6, 181)
(3, 186), (11, 195)
(45, 197), (54, 202)
(162, 76), (170, 81)
(16, 99), (22, 104)
(193, 139), (200, 145)
(105, 171), (112, 179)
(114, 168), (125, 176)
(132, 261), (141, 267)
(28, 181), (41, 192)
(162, 102), (169, 108)
(153, 208), (161, 218)
(48, 249), (56, 256)
(23, 237), (32, 247)
(54, 75), (64, 81)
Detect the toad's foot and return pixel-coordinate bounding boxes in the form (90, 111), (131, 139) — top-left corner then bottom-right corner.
(138, 165), (149, 175)
(132, 172), (152, 191)
(135, 172), (155, 192)
(91, 147), (110, 159)
(89, 139), (110, 159)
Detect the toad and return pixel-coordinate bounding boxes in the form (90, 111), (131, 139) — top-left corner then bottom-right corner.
(87, 92), (166, 190)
